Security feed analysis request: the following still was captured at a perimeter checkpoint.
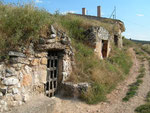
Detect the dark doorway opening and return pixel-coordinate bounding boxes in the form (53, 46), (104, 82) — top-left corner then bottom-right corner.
(114, 35), (118, 46)
(102, 40), (108, 58)
(45, 51), (62, 97)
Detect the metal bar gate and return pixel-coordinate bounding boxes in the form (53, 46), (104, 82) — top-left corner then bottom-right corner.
(45, 51), (58, 97)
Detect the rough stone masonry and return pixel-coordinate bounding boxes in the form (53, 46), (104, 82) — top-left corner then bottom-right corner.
(0, 25), (75, 112)
(0, 20), (124, 112)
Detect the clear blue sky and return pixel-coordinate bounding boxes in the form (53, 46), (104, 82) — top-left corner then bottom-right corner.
(4, 0), (150, 41)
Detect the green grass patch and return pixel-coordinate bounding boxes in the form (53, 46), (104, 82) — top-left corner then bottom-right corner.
(135, 103), (150, 113)
(135, 91), (150, 113)
(123, 65), (145, 102)
(146, 91), (150, 102)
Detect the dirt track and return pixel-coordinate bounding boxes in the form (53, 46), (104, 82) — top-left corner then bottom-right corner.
(52, 48), (150, 113)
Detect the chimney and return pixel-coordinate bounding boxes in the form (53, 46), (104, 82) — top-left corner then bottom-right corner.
(97, 6), (101, 17)
(82, 8), (86, 15)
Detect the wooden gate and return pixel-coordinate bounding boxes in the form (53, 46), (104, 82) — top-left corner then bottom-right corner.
(45, 51), (59, 97)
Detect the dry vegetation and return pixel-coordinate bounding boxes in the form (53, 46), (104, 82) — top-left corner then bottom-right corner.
(69, 39), (133, 104)
(0, 2), (133, 104)
(135, 44), (150, 113)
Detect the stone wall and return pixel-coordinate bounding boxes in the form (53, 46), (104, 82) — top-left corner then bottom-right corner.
(85, 26), (111, 59)
(0, 21), (125, 112)
(0, 25), (74, 112)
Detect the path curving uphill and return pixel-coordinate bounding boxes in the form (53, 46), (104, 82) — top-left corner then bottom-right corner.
(52, 48), (150, 113)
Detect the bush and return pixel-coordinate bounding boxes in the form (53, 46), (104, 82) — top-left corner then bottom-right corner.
(80, 83), (106, 104)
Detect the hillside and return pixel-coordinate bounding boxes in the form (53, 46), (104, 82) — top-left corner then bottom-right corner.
(0, 2), (138, 112)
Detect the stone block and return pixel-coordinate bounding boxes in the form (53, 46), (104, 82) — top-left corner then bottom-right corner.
(2, 77), (19, 86)
(50, 34), (56, 39)
(41, 58), (47, 65)
(35, 52), (47, 58)
(61, 82), (90, 98)
(24, 65), (32, 74)
(5, 73), (16, 77)
(31, 59), (40, 66)
(0, 64), (4, 71)
(22, 74), (32, 86)
(61, 38), (70, 45)
(12, 88), (19, 94)
(0, 92), (3, 98)
(50, 25), (56, 34)
(0, 88), (7, 96)
(8, 51), (26, 57)
(10, 57), (29, 65)
(13, 94), (22, 101)
(46, 39), (56, 43)
(40, 70), (47, 84)
(23, 94), (29, 102)
(5, 69), (13, 74)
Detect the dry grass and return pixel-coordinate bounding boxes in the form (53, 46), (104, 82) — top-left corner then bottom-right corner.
(0, 2), (133, 104)
(141, 44), (150, 54)
(67, 39), (132, 104)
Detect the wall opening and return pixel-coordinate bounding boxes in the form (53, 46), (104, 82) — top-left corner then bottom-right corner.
(102, 40), (108, 58)
(45, 51), (63, 97)
(114, 35), (118, 46)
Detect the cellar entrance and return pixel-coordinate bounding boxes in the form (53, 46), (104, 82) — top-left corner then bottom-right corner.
(114, 35), (118, 46)
(45, 51), (61, 97)
(102, 40), (108, 58)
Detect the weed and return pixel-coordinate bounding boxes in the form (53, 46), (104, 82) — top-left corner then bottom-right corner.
(135, 91), (150, 113)
(80, 83), (106, 104)
(146, 91), (150, 102)
(123, 64), (145, 102)
(135, 103), (150, 113)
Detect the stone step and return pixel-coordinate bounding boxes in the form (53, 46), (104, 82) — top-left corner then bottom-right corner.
(5, 95), (56, 113)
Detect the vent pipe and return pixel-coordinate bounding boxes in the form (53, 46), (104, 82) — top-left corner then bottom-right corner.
(97, 6), (101, 17)
(82, 8), (86, 15)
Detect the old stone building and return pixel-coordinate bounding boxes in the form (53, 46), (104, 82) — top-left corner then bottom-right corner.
(0, 26), (75, 112)
(0, 6), (125, 112)
(71, 6), (125, 59)
(85, 26), (111, 59)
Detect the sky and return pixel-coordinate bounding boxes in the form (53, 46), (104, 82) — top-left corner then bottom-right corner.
(4, 0), (150, 41)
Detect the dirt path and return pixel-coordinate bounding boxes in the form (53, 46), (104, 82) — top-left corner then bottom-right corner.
(52, 48), (150, 113)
